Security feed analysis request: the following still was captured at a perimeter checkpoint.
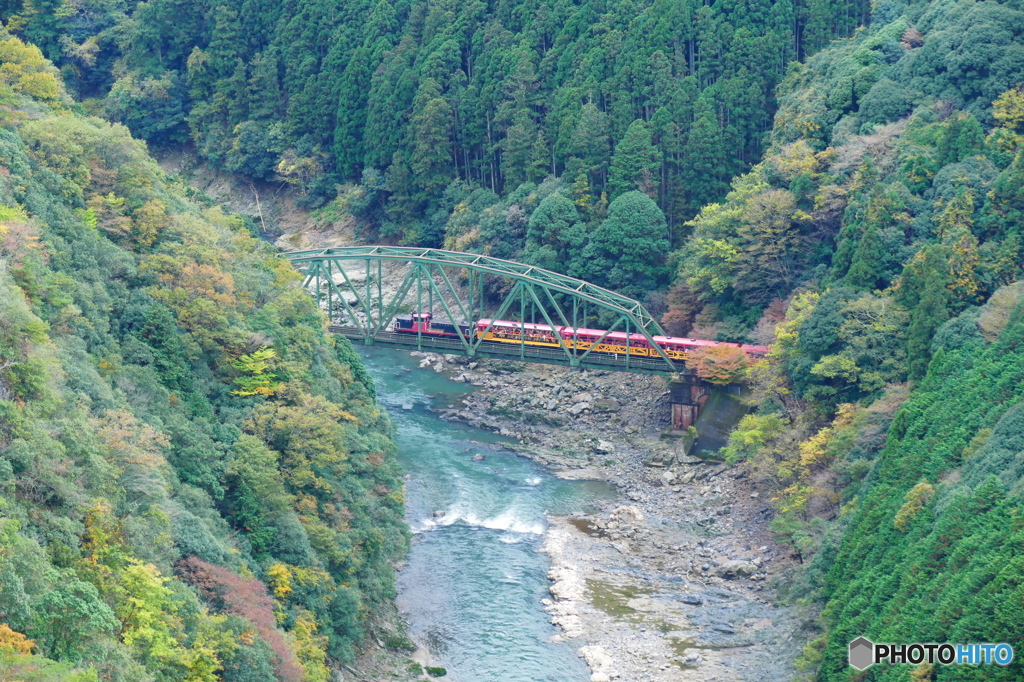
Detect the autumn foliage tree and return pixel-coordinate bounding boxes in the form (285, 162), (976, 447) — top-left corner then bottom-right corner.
(684, 345), (750, 385)
(230, 347), (283, 397)
(177, 558), (303, 682)
(660, 281), (702, 337)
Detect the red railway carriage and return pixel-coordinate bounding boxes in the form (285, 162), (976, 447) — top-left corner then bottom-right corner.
(739, 343), (770, 359)
(394, 314), (769, 360)
(474, 318), (770, 360)
(571, 327), (651, 347)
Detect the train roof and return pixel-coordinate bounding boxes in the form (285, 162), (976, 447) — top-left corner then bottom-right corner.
(653, 334), (768, 353)
(399, 313), (466, 325)
(477, 318), (562, 332)
(652, 335), (721, 348)
(575, 329), (651, 342)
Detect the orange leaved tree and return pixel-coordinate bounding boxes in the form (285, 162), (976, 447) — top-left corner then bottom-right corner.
(684, 345), (749, 385)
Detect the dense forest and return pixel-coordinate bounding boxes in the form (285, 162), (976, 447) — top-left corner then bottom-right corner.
(0, 29), (408, 680)
(5, 0), (870, 237)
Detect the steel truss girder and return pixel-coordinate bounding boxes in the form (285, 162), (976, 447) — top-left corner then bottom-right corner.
(288, 246), (678, 373)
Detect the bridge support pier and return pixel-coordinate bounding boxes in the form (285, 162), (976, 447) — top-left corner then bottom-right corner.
(668, 376), (711, 432)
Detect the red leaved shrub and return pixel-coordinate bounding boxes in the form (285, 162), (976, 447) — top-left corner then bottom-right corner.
(177, 557), (303, 682)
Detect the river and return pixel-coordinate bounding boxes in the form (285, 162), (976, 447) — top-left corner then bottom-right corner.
(360, 348), (614, 681)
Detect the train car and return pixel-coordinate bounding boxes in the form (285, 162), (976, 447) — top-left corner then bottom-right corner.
(398, 313), (769, 361)
(475, 318), (566, 346)
(394, 312), (472, 338)
(476, 317), (769, 360)
(568, 327), (653, 356)
(650, 334), (716, 360)
(739, 343), (770, 359)
(476, 319), (654, 356)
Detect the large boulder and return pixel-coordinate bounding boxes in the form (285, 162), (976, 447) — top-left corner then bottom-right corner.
(593, 397), (621, 413)
(609, 506), (644, 524)
(715, 560), (758, 579)
(568, 402), (591, 416)
(579, 645), (615, 675)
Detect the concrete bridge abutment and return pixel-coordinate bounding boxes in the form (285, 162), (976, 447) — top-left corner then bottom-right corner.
(668, 376), (712, 432)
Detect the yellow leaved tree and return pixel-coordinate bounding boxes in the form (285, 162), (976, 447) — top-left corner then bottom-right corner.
(0, 623), (34, 654)
(988, 88), (1024, 158)
(0, 34), (65, 114)
(231, 347), (284, 396)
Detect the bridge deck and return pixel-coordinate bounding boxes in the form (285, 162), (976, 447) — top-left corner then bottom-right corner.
(329, 326), (688, 375)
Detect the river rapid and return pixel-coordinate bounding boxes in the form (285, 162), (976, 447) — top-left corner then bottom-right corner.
(360, 348), (614, 681)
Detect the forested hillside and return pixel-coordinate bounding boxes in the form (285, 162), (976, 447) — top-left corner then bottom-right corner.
(0, 30), (408, 680)
(679, 0), (1024, 677)
(669, 0), (1023, 342)
(4, 0), (868, 238)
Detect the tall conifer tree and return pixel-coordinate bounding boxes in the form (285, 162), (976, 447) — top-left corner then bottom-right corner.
(684, 97), (728, 213)
(608, 119), (662, 199)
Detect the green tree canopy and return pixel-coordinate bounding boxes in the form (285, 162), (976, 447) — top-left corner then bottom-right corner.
(522, 192), (586, 272)
(579, 190), (670, 297)
(608, 119), (662, 200)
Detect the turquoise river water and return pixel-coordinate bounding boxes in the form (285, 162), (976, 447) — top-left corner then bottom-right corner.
(359, 348), (615, 681)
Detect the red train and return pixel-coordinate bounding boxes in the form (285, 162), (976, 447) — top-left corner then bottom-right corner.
(394, 312), (768, 360)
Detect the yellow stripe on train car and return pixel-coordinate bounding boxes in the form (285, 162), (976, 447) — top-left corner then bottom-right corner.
(590, 344), (650, 357)
(479, 332), (562, 348)
(479, 332), (667, 359)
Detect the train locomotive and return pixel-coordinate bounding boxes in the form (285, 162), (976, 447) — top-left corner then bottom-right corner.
(394, 312), (768, 360)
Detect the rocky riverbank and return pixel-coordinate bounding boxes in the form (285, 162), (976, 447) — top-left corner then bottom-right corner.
(416, 351), (809, 681)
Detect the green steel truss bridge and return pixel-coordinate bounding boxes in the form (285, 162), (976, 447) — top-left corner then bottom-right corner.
(284, 246), (689, 375)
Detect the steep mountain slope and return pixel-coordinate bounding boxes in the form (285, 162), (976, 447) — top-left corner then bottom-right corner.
(671, 0), (1022, 343)
(666, 0), (1024, 678)
(3, 0), (1024, 678)
(815, 295), (1024, 680)
(0, 30), (408, 680)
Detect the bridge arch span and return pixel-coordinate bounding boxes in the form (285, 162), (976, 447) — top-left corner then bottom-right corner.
(284, 246), (682, 374)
